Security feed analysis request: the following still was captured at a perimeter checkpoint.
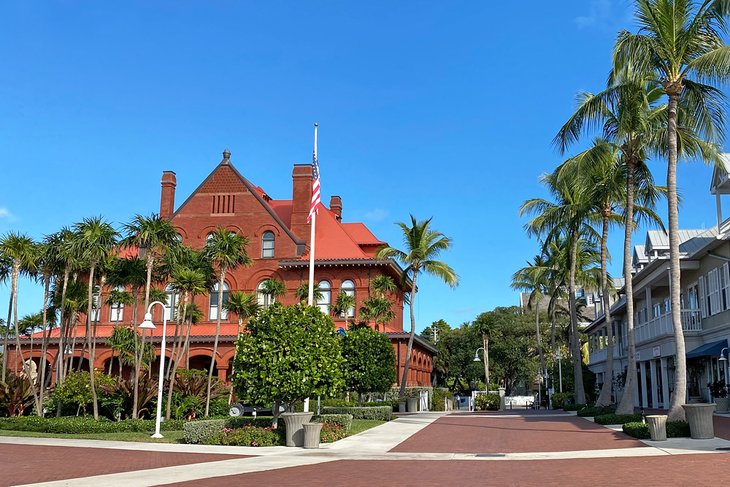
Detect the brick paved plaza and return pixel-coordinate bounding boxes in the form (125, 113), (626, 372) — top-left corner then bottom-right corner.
(3, 412), (730, 486)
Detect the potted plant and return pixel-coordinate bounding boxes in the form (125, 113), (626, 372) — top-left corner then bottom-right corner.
(709, 380), (729, 412)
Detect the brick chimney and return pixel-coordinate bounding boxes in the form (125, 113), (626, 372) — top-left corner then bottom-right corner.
(291, 164), (313, 240)
(330, 195), (342, 222)
(160, 171), (177, 220)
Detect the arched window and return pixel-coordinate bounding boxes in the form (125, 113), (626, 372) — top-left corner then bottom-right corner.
(110, 285), (125, 322)
(257, 281), (275, 308)
(209, 282), (230, 320)
(317, 280), (331, 314)
(91, 285), (101, 322)
(164, 284), (179, 321)
(206, 232), (215, 243)
(262, 231), (275, 258)
(340, 280), (355, 318)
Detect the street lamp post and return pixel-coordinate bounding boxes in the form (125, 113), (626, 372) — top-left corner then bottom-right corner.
(473, 347), (488, 390)
(138, 301), (168, 439)
(719, 347), (729, 397)
(557, 349), (563, 393)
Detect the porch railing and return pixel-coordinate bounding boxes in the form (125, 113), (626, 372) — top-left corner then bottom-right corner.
(635, 309), (701, 345)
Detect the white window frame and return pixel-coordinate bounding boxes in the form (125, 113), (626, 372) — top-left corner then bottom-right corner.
(722, 263), (730, 311)
(164, 284), (179, 321)
(317, 280), (331, 314)
(261, 231), (275, 258)
(257, 281), (275, 308)
(340, 280), (355, 318)
(110, 285), (124, 322)
(209, 282), (229, 321)
(91, 285), (101, 322)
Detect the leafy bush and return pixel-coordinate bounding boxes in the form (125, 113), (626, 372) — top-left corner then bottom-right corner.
(551, 392), (574, 409)
(313, 414), (353, 432)
(320, 422), (346, 443)
(216, 425), (282, 446)
(594, 413), (642, 425)
(0, 416), (184, 434)
(50, 371), (121, 419)
(0, 374), (34, 417)
(577, 406), (615, 417)
(182, 417), (276, 444)
(431, 388), (451, 412)
(474, 394), (500, 411)
(622, 422), (650, 439)
(341, 326), (396, 395)
(321, 406), (392, 421)
(622, 420), (690, 439)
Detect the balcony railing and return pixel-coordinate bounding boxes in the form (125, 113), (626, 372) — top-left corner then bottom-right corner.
(635, 309), (701, 344)
(588, 345), (623, 365)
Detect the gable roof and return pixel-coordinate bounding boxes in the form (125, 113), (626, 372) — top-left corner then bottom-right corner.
(170, 154), (305, 248)
(711, 153), (730, 195)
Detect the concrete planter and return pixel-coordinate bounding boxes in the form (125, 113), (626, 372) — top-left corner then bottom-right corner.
(303, 422), (323, 449)
(646, 415), (667, 441)
(682, 403), (716, 439)
(281, 412), (314, 447)
(715, 397), (730, 413)
(407, 397), (419, 412)
(398, 401), (406, 413)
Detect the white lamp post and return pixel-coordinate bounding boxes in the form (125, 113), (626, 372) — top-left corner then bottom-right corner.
(719, 347), (729, 396)
(138, 301), (167, 439)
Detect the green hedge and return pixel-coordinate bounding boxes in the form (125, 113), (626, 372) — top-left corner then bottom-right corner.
(183, 417), (275, 444)
(321, 406), (392, 421)
(577, 406), (616, 417)
(593, 413), (642, 425)
(313, 414), (353, 433)
(552, 392), (574, 409)
(622, 420), (690, 439)
(474, 394), (500, 411)
(0, 416), (184, 434)
(215, 425), (282, 447)
(562, 403), (587, 412)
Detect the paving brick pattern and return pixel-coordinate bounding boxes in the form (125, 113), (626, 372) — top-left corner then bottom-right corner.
(0, 444), (249, 487)
(390, 415), (643, 453)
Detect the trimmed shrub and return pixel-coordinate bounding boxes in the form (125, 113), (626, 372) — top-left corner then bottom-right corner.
(622, 422), (650, 439)
(216, 425), (282, 447)
(577, 406), (615, 417)
(474, 394), (500, 411)
(320, 422), (347, 443)
(594, 413), (642, 425)
(666, 420), (690, 437)
(431, 388), (450, 412)
(321, 406), (392, 421)
(182, 417), (276, 444)
(313, 414), (353, 433)
(0, 416), (184, 434)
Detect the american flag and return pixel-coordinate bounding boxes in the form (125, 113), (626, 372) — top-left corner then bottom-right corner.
(307, 154), (321, 223)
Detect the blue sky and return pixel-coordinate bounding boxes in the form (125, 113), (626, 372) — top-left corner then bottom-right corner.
(0, 1), (725, 332)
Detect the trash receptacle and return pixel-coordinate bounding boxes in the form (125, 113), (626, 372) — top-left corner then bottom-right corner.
(303, 422), (323, 449)
(407, 397), (418, 412)
(646, 415), (667, 441)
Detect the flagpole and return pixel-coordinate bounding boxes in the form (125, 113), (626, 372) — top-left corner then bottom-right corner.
(307, 122), (318, 307)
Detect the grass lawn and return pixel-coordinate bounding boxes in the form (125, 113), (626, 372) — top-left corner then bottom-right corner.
(0, 429), (184, 443)
(350, 419), (385, 435)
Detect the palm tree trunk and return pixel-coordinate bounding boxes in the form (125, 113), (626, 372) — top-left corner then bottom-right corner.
(568, 232), (586, 405)
(206, 268), (227, 417)
(166, 291), (189, 420)
(596, 212), (614, 407)
(398, 272), (418, 398)
(228, 317), (243, 405)
(132, 292), (141, 419)
(38, 274), (52, 415)
(2, 293), (12, 382)
(666, 91), (687, 422)
(56, 266), (70, 385)
(534, 302), (545, 399)
(482, 334), (490, 387)
(617, 158), (638, 415)
(86, 264), (100, 420)
(11, 264), (40, 414)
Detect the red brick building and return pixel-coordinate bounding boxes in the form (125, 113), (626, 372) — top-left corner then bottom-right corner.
(13, 150), (435, 388)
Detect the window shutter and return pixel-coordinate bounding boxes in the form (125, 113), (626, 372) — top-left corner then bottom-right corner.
(724, 263), (730, 310)
(699, 276), (707, 318)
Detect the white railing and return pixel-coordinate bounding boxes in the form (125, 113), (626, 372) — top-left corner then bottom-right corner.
(635, 309), (701, 344)
(588, 345), (622, 365)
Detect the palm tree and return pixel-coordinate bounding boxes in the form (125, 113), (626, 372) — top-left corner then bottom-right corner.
(203, 227), (251, 416)
(613, 0), (730, 420)
(521, 173), (598, 405)
(377, 215), (458, 398)
(260, 278), (286, 305)
(0, 232), (40, 413)
(295, 282), (322, 303)
(223, 291), (260, 402)
(53, 227), (81, 386)
(332, 291), (356, 328)
(71, 216), (118, 420)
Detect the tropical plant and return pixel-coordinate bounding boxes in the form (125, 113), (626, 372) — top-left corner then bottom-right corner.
(377, 215), (458, 398)
(0, 373), (34, 416)
(612, 0), (730, 420)
(260, 278), (286, 305)
(203, 227), (251, 416)
(332, 291), (356, 328)
(295, 282), (323, 303)
(233, 303), (345, 428)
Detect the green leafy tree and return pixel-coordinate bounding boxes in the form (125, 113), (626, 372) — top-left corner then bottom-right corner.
(223, 291), (260, 403)
(341, 326), (396, 399)
(377, 216), (458, 398)
(233, 303), (344, 427)
(203, 226), (251, 416)
(260, 278), (286, 304)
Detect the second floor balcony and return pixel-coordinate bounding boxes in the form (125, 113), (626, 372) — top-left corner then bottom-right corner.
(635, 309), (702, 345)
